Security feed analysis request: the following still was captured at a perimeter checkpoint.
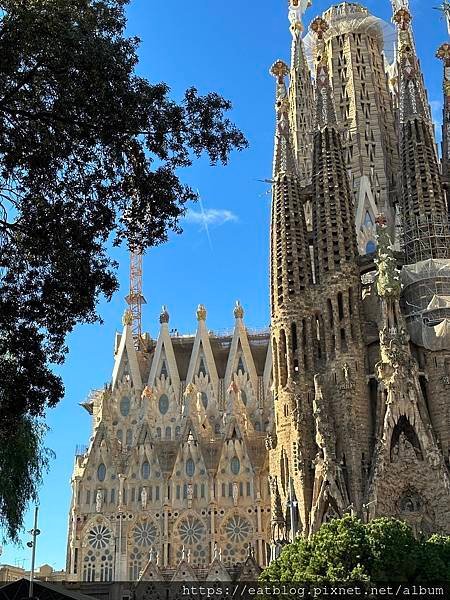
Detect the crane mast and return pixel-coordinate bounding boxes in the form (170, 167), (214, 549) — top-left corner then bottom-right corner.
(125, 249), (146, 348)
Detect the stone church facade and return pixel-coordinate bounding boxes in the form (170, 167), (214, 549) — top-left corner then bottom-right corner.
(66, 304), (273, 581)
(66, 0), (450, 583)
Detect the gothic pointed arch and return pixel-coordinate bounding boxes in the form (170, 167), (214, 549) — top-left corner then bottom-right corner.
(148, 317), (180, 394)
(112, 318), (143, 391)
(224, 317), (258, 393)
(186, 310), (219, 393)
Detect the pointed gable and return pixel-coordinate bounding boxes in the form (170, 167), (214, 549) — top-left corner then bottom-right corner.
(148, 307), (180, 395)
(112, 313), (143, 391)
(237, 553), (262, 581)
(186, 305), (219, 391)
(206, 558), (232, 582)
(171, 558), (198, 582)
(137, 554), (164, 582)
(224, 302), (258, 392)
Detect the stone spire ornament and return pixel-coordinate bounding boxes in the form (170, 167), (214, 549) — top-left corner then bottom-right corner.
(159, 305), (170, 324)
(122, 308), (133, 327)
(196, 304), (207, 321)
(233, 300), (244, 319)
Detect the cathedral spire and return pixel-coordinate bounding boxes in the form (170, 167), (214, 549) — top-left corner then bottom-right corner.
(288, 0), (315, 184)
(392, 5), (431, 124)
(392, 3), (448, 262)
(437, 42), (450, 198)
(269, 59), (312, 316)
(310, 17), (358, 281)
(270, 60), (297, 178)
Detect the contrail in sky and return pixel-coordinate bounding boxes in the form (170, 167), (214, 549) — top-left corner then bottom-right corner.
(197, 189), (213, 252)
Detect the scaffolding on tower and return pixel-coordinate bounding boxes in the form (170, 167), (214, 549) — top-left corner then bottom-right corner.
(125, 249), (147, 349)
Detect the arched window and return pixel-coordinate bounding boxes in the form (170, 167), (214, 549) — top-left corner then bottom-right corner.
(237, 357), (245, 374)
(165, 426), (171, 439)
(126, 429), (132, 446)
(158, 394), (169, 415)
(141, 461), (150, 479)
(97, 463), (106, 482)
(186, 458), (195, 478)
(175, 426), (181, 438)
(120, 396), (130, 417)
(201, 392), (208, 409)
(366, 240), (376, 254)
(231, 456), (240, 475)
(198, 358), (207, 376)
(117, 429), (123, 443)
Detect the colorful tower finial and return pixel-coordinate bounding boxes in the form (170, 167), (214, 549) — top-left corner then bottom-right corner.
(196, 304), (207, 321)
(159, 305), (169, 324)
(270, 59), (289, 84)
(310, 16), (328, 39)
(234, 301), (244, 320)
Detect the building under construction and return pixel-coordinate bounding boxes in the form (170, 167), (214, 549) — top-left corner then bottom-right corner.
(65, 0), (450, 585)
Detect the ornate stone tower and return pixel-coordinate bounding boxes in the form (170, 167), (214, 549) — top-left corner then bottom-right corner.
(269, 0), (450, 544)
(308, 2), (400, 253)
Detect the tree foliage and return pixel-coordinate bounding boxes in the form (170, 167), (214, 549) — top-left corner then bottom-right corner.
(260, 516), (450, 584)
(0, 0), (247, 540)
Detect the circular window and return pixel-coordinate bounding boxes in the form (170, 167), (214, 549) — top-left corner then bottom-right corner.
(159, 394), (169, 415)
(224, 515), (252, 543)
(179, 516), (205, 545)
(88, 525), (111, 549)
(133, 521), (157, 547)
(231, 457), (240, 475)
(141, 461), (150, 479)
(97, 463), (106, 482)
(186, 458), (195, 478)
(241, 390), (248, 405)
(120, 396), (130, 416)
(201, 392), (208, 409)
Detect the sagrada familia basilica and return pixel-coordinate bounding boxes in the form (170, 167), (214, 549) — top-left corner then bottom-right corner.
(66, 0), (450, 584)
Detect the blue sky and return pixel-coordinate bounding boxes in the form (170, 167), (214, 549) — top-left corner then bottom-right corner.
(1, 0), (448, 571)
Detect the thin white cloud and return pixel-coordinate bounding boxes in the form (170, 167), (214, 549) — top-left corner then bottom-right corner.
(184, 208), (238, 226)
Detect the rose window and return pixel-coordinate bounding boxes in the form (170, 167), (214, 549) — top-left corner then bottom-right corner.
(224, 515), (252, 543)
(133, 521), (158, 547)
(88, 525), (112, 550)
(178, 516), (205, 545)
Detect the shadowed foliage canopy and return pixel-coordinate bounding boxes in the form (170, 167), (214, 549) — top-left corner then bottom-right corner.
(260, 516), (450, 584)
(0, 0), (247, 540)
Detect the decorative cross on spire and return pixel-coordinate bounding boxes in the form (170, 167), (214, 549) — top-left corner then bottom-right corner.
(310, 16), (329, 40)
(270, 60), (289, 84)
(393, 6), (412, 30)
